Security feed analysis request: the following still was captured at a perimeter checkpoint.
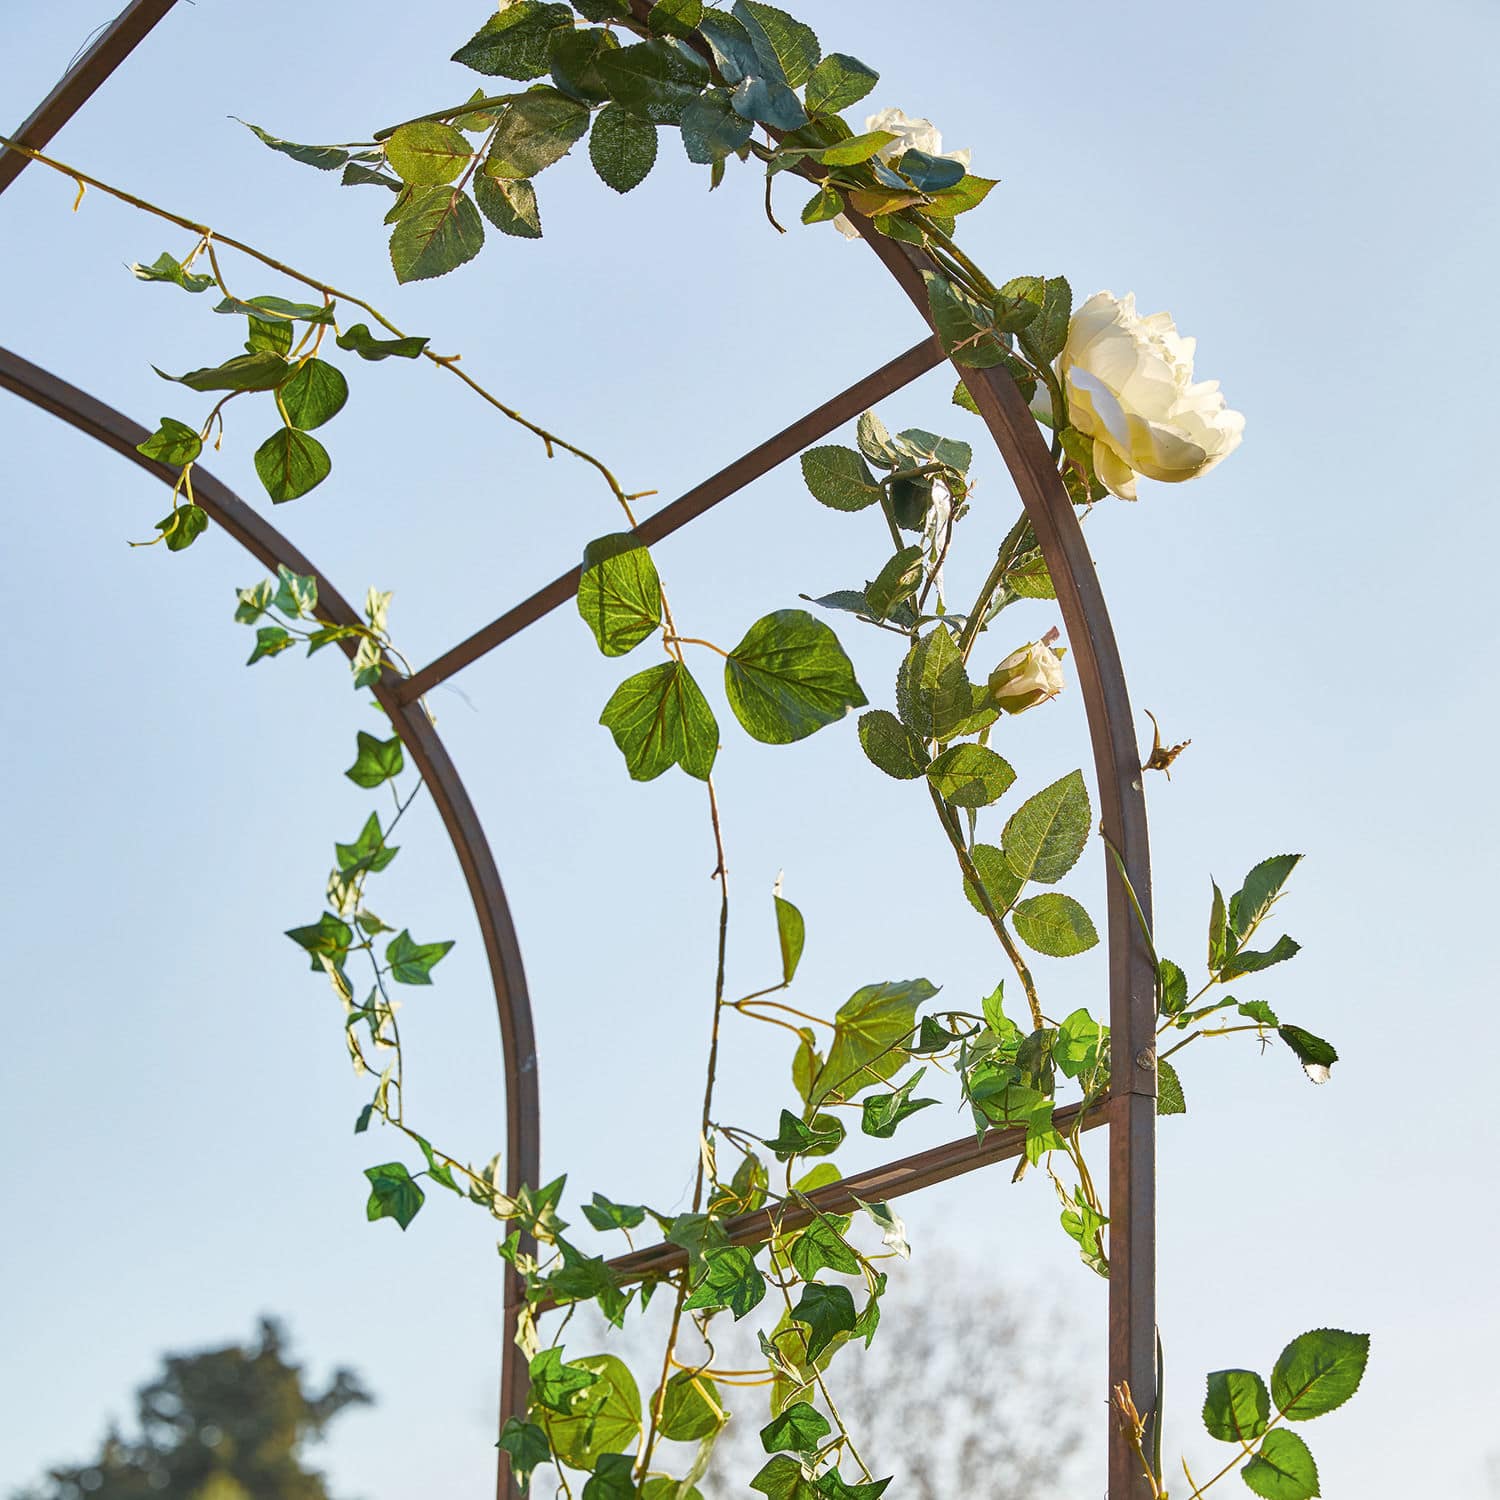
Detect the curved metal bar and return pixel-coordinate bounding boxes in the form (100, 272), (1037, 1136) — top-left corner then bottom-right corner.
(857, 232), (1158, 1494)
(0, 345), (539, 1496)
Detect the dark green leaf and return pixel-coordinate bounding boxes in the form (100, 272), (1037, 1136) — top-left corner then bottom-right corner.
(923, 270), (1008, 369)
(760, 1401), (830, 1457)
(137, 417), (202, 466)
(1278, 1025), (1337, 1083)
(1230, 854), (1303, 941)
(131, 252), (215, 293)
(246, 624), (295, 665)
(1209, 879), (1230, 970)
(811, 978), (936, 1103)
(647, 0), (704, 39)
(1242, 1429), (1320, 1500)
(253, 427), (332, 503)
(589, 103), (658, 192)
(895, 626), (972, 740)
(804, 52), (878, 114)
(599, 660), (719, 781)
(286, 911), (352, 967)
(1012, 893), (1099, 957)
(776, 893), (805, 982)
(389, 186), (485, 282)
(346, 730), (404, 788)
(549, 25), (622, 101)
(596, 38), (709, 124)
(732, 0), (820, 87)
(800, 444), (881, 511)
(697, 10), (760, 82)
(498, 1417), (551, 1493)
(681, 87), (755, 163)
(725, 609), (866, 745)
(1239, 1000), (1280, 1026)
(365, 1161), (424, 1229)
(1158, 958), (1188, 1016)
(1018, 276), (1072, 366)
(386, 120), (472, 184)
(453, 2), (574, 79)
(857, 709), (929, 780)
(1002, 769), (1091, 884)
(789, 1282), (856, 1360)
(577, 533), (662, 656)
(658, 1369), (724, 1441)
(762, 1108), (844, 1161)
(529, 1346), (602, 1415)
(926, 744), (1016, 808)
(342, 162), (401, 190)
(751, 1456), (820, 1500)
(1272, 1329), (1369, 1420)
(731, 75), (808, 130)
(475, 170), (544, 237)
(1202, 1369), (1270, 1442)
(156, 505), (208, 552)
(789, 1215), (859, 1280)
(962, 842), (1024, 916)
(861, 1068), (937, 1138)
(582, 1193), (646, 1232)
(336, 812), (399, 875)
(237, 120), (349, 170)
(279, 358), (348, 430)
(897, 148), (965, 193)
(386, 928), (454, 985)
(155, 350), (289, 392)
(1157, 1056), (1186, 1115)
(816, 1472), (891, 1500)
(1221, 935), (1300, 979)
(487, 89), (592, 177)
(863, 545), (923, 619)
(336, 323), (429, 360)
(683, 1245), (766, 1319)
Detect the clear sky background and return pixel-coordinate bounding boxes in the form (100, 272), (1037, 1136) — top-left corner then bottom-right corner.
(3, 2), (1497, 1497)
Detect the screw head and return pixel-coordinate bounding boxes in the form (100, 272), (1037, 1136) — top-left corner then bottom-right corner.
(1135, 1048), (1155, 1070)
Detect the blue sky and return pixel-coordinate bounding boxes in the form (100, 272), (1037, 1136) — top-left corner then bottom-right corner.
(3, 2), (1497, 1496)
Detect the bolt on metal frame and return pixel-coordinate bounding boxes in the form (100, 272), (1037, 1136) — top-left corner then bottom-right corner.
(1, 7), (1158, 1496)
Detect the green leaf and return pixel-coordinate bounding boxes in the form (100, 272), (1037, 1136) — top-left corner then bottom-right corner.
(386, 120), (473, 184)
(577, 533), (662, 656)
(599, 660), (719, 781)
(253, 427), (332, 503)
(238, 119), (349, 170)
(789, 1282), (856, 1361)
(861, 1068), (937, 1138)
(1002, 769), (1091, 884)
(529, 1346), (602, 1415)
(1017, 276), (1072, 366)
(816, 1472), (891, 1500)
(1209, 879), (1230, 970)
(137, 417), (203, 466)
(665, 1211), (729, 1270)
(286, 911), (352, 968)
(646, 0), (704, 37)
(386, 928), (454, 985)
(924, 174), (998, 217)
(683, 1245), (767, 1319)
(799, 444), (881, 511)
(1221, 935), (1301, 979)
(365, 1161), (424, 1229)
(1238, 1000), (1279, 1026)
(801, 184), (844, 223)
(336, 323), (429, 361)
(475, 170), (544, 237)
(857, 709), (929, 780)
(1230, 854), (1303, 941)
(1012, 893), (1099, 958)
(1056, 1008), (1105, 1079)
(760, 1401), (830, 1457)
(342, 161), (402, 190)
(279, 358), (348, 430)
(156, 350), (289, 392)
(588, 103), (658, 192)
(863, 545), (923, 620)
(1006, 552), (1055, 599)
(1157, 1056), (1186, 1115)
(549, 25), (623, 102)
(897, 147), (965, 193)
(246, 624), (293, 665)
(811, 978), (937, 1103)
(1272, 1329), (1369, 1421)
(762, 1108), (844, 1160)
(775, 893), (805, 982)
(346, 730), (404, 789)
(596, 38), (709, 124)
(926, 744), (1016, 808)
(962, 842), (1023, 917)
(1158, 958), (1188, 1016)
(336, 812), (399, 875)
(1202, 1369), (1270, 1443)
(156, 505), (208, 552)
(896, 626), (972, 741)
(751, 1456), (820, 1500)
(923, 270), (1008, 369)
(680, 87), (756, 163)
(389, 186), (485, 283)
(582, 1193), (647, 1232)
(658, 1370), (724, 1441)
(1278, 1025), (1337, 1083)
(487, 89), (592, 177)
(951, 378), (981, 416)
(732, 0), (820, 87)
(804, 52), (878, 113)
(498, 1417), (551, 1493)
(545, 1354), (642, 1470)
(131, 252), (215, 293)
(453, 2), (574, 79)
(816, 130), (896, 165)
(1059, 1183), (1108, 1276)
(725, 610), (865, 745)
(1242, 1429), (1320, 1500)
(789, 1216), (859, 1282)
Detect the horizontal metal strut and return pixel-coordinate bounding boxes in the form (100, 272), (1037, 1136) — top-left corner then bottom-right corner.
(536, 1099), (1105, 1309)
(0, 0), (180, 197)
(393, 334), (945, 705)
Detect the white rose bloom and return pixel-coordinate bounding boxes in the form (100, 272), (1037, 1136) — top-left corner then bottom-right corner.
(1060, 291), (1245, 501)
(832, 108), (971, 239)
(988, 641), (1065, 715)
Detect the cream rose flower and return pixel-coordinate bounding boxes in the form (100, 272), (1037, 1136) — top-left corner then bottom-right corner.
(987, 641), (1065, 715)
(1060, 291), (1244, 501)
(832, 108), (971, 239)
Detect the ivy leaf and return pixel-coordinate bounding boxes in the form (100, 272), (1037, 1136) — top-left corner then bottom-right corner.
(1241, 1429), (1320, 1500)
(346, 730), (404, 789)
(285, 911), (353, 969)
(775, 893), (805, 982)
(1202, 1369), (1270, 1443)
(544, 1356), (641, 1470)
(1157, 1056), (1186, 1116)
(1002, 769), (1091, 884)
(861, 1068), (938, 1138)
(760, 1401), (830, 1457)
(386, 928), (454, 985)
(923, 270), (1008, 369)
(336, 812), (399, 876)
(750, 1456), (820, 1500)
(810, 978), (937, 1103)
(1012, 893), (1099, 957)
(453, 2), (574, 79)
(336, 323), (429, 361)
(857, 709), (929, 780)
(385, 120), (472, 184)
(1220, 935), (1301, 979)
(389, 187), (485, 282)
(725, 610), (866, 745)
(683, 1245), (767, 1319)
(789, 1216), (859, 1280)
(131, 252), (215, 293)
(577, 533), (662, 656)
(246, 624), (294, 664)
(279, 358), (348, 430)
(732, 0), (821, 87)
(681, 87), (756, 164)
(475, 170), (544, 237)
(1271, 1329), (1369, 1419)
(1230, 854), (1303, 941)
(896, 626), (972, 741)
(816, 1472), (891, 1500)
(364, 1162), (424, 1229)
(528, 1346), (602, 1415)
(254, 428), (332, 503)
(497, 1417), (551, 1494)
(789, 1283), (856, 1360)
(762, 1108), (844, 1161)
(1278, 1025), (1337, 1083)
(800, 444), (882, 511)
(926, 744), (1016, 808)
(804, 53), (878, 114)
(155, 350), (289, 392)
(272, 565), (317, 617)
(599, 660), (719, 781)
(137, 417), (203, 466)
(658, 1370), (724, 1441)
(863, 545), (923, 620)
(589, 102), (658, 192)
(582, 1193), (647, 1232)
(1059, 1184), (1109, 1277)
(156, 505), (208, 552)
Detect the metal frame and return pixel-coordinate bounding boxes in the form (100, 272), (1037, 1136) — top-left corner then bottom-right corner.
(1, 8), (1157, 1496)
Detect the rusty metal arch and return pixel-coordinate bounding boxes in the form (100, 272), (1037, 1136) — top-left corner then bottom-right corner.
(2, 7), (1158, 1496)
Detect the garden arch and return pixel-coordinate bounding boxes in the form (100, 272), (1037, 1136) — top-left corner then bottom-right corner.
(1, 6), (1157, 1495)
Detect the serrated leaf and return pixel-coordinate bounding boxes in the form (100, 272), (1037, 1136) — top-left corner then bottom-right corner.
(962, 843), (1023, 917)
(1002, 769), (1091, 884)
(896, 626), (972, 741)
(681, 87), (755, 163)
(1238, 999), (1279, 1026)
(857, 709), (929, 780)
(799, 444), (881, 511)
(577, 533), (662, 656)
(389, 186), (485, 282)
(1202, 1369), (1269, 1442)
(1272, 1329), (1369, 1420)
(1006, 552), (1055, 599)
(549, 24), (622, 101)
(1018, 276), (1072, 366)
(732, 0), (820, 87)
(1012, 892), (1099, 957)
(1278, 1025), (1337, 1083)
(1242, 1429), (1320, 1500)
(279, 358), (348, 430)
(596, 38), (709, 124)
(486, 89), (591, 177)
(1158, 958), (1188, 1016)
(453, 2), (574, 79)
(1157, 1055), (1186, 1115)
(923, 270), (1008, 369)
(804, 52), (877, 113)
(599, 660), (719, 780)
(386, 120), (472, 184)
(475, 170), (544, 237)
(365, 1161), (424, 1229)
(725, 609), (865, 745)
(346, 730), (404, 788)
(254, 427), (332, 503)
(1221, 934), (1300, 979)
(862, 545), (923, 620)
(589, 103), (658, 191)
(1230, 854), (1303, 941)
(926, 744), (1016, 808)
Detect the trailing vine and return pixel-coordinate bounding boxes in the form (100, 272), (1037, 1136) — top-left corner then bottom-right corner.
(4, 2), (1368, 1497)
